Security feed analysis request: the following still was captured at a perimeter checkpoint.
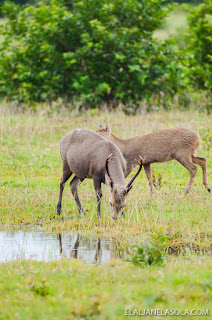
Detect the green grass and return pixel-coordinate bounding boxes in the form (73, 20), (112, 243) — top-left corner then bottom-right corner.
(0, 258), (211, 320)
(0, 103), (211, 319)
(0, 103), (211, 250)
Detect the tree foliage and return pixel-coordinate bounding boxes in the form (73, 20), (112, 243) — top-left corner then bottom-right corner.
(0, 0), (185, 106)
(0, 0), (210, 107)
(186, 0), (212, 91)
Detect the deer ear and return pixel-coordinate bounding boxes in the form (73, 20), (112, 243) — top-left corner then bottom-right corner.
(103, 120), (111, 133)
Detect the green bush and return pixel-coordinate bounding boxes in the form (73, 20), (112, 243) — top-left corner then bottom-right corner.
(185, 0), (212, 91)
(0, 0), (185, 106)
(128, 232), (170, 267)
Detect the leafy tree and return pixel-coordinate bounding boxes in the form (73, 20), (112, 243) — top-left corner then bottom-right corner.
(166, 1), (203, 3)
(0, 0), (184, 106)
(0, 0), (34, 16)
(186, 0), (212, 91)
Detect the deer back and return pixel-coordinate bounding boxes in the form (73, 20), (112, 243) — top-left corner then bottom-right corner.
(60, 129), (126, 183)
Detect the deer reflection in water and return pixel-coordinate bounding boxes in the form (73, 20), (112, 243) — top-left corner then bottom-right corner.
(57, 234), (127, 265)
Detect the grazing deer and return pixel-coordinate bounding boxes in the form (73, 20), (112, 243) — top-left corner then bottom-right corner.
(57, 129), (142, 219)
(96, 121), (210, 194)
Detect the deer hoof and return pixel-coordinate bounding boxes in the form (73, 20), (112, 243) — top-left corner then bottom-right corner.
(207, 188), (211, 193)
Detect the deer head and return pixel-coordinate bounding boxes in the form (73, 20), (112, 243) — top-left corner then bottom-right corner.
(105, 154), (143, 219)
(95, 121), (111, 139)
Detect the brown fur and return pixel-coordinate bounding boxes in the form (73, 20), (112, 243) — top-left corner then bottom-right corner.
(96, 122), (210, 194)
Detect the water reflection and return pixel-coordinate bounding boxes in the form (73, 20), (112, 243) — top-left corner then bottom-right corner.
(0, 230), (127, 265)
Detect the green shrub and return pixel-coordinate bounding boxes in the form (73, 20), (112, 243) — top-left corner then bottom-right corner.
(0, 0), (185, 106)
(30, 279), (51, 297)
(128, 232), (170, 267)
(185, 0), (212, 91)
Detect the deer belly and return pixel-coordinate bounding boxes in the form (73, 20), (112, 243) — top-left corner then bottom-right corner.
(146, 153), (174, 163)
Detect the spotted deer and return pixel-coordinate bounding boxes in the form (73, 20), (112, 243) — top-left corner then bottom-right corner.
(96, 121), (210, 194)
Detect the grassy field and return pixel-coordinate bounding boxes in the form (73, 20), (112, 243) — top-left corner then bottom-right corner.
(0, 104), (211, 250)
(0, 258), (211, 320)
(0, 104), (211, 319)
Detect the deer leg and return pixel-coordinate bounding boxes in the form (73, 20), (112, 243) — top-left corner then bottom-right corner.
(70, 175), (85, 216)
(58, 233), (63, 255)
(192, 156), (210, 192)
(175, 156), (197, 194)
(95, 239), (102, 264)
(144, 164), (154, 194)
(93, 177), (102, 218)
(71, 235), (79, 259)
(57, 170), (72, 215)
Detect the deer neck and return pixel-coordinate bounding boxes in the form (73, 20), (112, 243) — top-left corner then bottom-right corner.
(109, 132), (144, 173)
(108, 133), (126, 152)
(109, 133), (135, 156)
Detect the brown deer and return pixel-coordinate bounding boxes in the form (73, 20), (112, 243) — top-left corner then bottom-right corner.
(57, 129), (142, 219)
(96, 121), (210, 194)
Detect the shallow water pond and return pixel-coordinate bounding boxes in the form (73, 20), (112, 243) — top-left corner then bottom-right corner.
(0, 230), (127, 265)
(1, 230), (211, 265)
